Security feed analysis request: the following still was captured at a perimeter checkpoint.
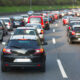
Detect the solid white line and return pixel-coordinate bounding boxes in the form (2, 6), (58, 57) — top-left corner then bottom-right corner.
(57, 59), (68, 79)
(53, 29), (55, 32)
(52, 38), (56, 44)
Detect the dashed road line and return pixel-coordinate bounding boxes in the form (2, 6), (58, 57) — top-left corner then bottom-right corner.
(53, 29), (55, 32)
(57, 59), (68, 79)
(52, 38), (56, 44)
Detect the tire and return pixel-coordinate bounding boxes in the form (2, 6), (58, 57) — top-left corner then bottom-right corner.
(40, 64), (46, 72)
(68, 38), (73, 44)
(0, 37), (3, 42)
(1, 65), (8, 72)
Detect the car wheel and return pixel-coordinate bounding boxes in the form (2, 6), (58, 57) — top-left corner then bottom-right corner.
(0, 37), (3, 42)
(40, 64), (46, 72)
(68, 38), (72, 44)
(1, 65), (8, 72)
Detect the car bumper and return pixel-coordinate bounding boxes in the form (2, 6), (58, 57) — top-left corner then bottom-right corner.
(70, 37), (80, 42)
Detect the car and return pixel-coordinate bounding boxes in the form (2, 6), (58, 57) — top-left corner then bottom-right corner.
(0, 22), (4, 41)
(0, 17), (13, 31)
(67, 21), (80, 33)
(28, 16), (45, 29)
(21, 14), (29, 23)
(68, 25), (80, 44)
(1, 36), (46, 72)
(0, 20), (8, 36)
(11, 16), (25, 28)
(43, 18), (50, 30)
(62, 16), (72, 25)
(25, 23), (44, 42)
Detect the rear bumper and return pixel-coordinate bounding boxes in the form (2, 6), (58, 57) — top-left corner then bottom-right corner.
(3, 62), (45, 68)
(70, 37), (80, 42)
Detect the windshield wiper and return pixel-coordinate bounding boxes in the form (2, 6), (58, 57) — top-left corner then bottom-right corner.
(10, 46), (22, 49)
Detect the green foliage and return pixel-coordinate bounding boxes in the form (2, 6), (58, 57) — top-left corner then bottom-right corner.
(0, 0), (78, 6)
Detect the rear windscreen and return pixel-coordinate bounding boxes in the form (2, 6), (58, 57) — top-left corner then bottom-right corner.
(14, 29), (36, 35)
(73, 27), (80, 32)
(30, 18), (41, 23)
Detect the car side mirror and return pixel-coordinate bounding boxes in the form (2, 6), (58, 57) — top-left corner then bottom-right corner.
(2, 42), (6, 45)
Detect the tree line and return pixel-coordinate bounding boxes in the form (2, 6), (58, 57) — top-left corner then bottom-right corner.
(0, 0), (80, 6)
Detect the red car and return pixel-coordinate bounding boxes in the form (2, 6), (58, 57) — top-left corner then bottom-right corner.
(62, 16), (69, 25)
(54, 14), (58, 20)
(28, 16), (45, 29)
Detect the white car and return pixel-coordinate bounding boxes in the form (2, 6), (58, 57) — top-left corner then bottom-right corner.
(25, 23), (44, 42)
(0, 17), (13, 31)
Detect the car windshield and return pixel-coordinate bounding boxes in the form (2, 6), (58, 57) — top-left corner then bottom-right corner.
(73, 27), (80, 32)
(8, 40), (40, 49)
(14, 29), (36, 35)
(30, 18), (41, 23)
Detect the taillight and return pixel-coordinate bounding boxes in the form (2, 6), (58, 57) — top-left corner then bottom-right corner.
(8, 22), (11, 26)
(69, 26), (71, 30)
(3, 48), (11, 54)
(72, 31), (76, 35)
(35, 49), (44, 54)
(41, 30), (44, 34)
(46, 21), (48, 24)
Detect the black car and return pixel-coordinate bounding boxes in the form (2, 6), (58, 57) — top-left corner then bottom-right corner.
(68, 25), (80, 44)
(1, 39), (46, 72)
(11, 16), (25, 28)
(43, 18), (50, 30)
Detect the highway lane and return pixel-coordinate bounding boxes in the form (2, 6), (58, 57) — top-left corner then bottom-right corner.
(0, 18), (80, 80)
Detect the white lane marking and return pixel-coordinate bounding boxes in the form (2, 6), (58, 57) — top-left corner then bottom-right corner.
(57, 59), (68, 79)
(53, 29), (55, 32)
(52, 38), (56, 44)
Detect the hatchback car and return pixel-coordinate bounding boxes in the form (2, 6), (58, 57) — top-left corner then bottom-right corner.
(68, 25), (80, 43)
(11, 16), (25, 28)
(1, 38), (46, 72)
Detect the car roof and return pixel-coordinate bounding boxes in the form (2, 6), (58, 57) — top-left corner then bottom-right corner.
(10, 35), (38, 40)
(70, 21), (80, 23)
(17, 27), (36, 30)
(0, 17), (10, 20)
(29, 16), (42, 18)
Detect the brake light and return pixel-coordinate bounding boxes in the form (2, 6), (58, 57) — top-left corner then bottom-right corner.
(8, 22), (11, 26)
(72, 31), (76, 35)
(41, 30), (44, 34)
(35, 49), (44, 54)
(46, 21), (48, 24)
(3, 48), (11, 54)
(69, 26), (71, 30)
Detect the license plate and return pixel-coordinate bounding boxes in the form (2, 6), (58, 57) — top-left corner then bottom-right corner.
(14, 59), (32, 62)
(78, 38), (80, 40)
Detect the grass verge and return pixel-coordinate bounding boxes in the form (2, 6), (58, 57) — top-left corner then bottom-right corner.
(0, 5), (79, 13)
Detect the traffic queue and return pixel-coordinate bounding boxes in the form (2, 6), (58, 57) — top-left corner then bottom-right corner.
(1, 9), (80, 72)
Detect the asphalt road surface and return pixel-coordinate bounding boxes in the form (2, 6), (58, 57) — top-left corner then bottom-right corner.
(0, 18), (80, 80)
